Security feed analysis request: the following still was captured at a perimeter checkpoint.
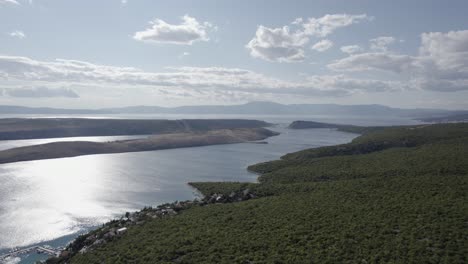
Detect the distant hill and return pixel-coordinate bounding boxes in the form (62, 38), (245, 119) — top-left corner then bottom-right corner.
(107, 101), (454, 117)
(1, 102), (466, 119)
(289, 120), (357, 129)
(0, 105), (110, 114)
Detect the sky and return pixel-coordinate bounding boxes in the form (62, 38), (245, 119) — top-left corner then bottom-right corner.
(0, 0), (468, 109)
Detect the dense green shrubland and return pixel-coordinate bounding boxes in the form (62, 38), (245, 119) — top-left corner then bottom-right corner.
(68, 123), (468, 264)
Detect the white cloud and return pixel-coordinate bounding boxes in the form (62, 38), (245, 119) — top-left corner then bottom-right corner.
(0, 55), (398, 97)
(291, 17), (303, 25)
(1, 86), (79, 98)
(301, 14), (373, 37)
(370, 36), (396, 51)
(414, 30), (468, 91)
(409, 78), (468, 92)
(328, 52), (414, 73)
(0, 0), (19, 5)
(178, 52), (190, 59)
(311, 39), (333, 52)
(418, 30), (468, 78)
(305, 74), (404, 93)
(419, 31), (468, 57)
(8, 30), (26, 39)
(340, 45), (362, 54)
(245, 25), (308, 62)
(329, 30), (468, 92)
(133, 15), (215, 45)
(246, 13), (371, 62)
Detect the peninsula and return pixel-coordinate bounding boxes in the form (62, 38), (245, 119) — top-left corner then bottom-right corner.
(0, 127), (278, 164)
(0, 118), (271, 140)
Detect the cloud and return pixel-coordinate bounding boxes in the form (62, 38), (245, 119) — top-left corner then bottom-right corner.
(328, 52), (414, 73)
(305, 74), (403, 93)
(414, 30), (468, 91)
(291, 17), (303, 25)
(0, 0), (19, 5)
(178, 52), (190, 59)
(418, 30), (468, 78)
(1, 86), (80, 98)
(301, 14), (373, 37)
(329, 30), (468, 92)
(370, 36), (396, 51)
(133, 15), (215, 45)
(0, 55), (397, 97)
(340, 45), (362, 54)
(245, 25), (307, 63)
(311, 39), (333, 52)
(246, 14), (371, 62)
(8, 30), (26, 39)
(409, 78), (468, 92)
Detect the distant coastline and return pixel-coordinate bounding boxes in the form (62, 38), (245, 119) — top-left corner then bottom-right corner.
(0, 118), (272, 140)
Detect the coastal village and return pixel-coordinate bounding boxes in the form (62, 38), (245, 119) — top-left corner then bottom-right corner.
(32, 187), (257, 263)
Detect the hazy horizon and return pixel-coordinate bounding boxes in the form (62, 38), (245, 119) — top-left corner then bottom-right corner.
(1, 0), (468, 110)
(0, 100), (464, 111)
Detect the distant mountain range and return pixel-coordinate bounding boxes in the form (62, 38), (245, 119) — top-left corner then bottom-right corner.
(0, 101), (466, 120)
(0, 105), (108, 115)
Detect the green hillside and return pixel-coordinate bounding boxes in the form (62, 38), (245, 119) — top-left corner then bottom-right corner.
(59, 123), (468, 264)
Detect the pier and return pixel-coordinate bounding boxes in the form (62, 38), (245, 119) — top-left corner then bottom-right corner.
(0, 245), (61, 261)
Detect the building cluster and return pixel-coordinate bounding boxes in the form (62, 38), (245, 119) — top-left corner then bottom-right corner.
(50, 187), (257, 263)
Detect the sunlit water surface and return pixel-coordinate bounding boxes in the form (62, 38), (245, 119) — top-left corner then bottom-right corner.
(0, 114), (422, 263)
(0, 135), (149, 151)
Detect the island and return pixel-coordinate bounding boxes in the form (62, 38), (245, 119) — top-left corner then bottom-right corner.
(417, 112), (468, 123)
(0, 127), (278, 164)
(0, 118), (272, 140)
(288, 120), (388, 134)
(288, 120), (356, 129)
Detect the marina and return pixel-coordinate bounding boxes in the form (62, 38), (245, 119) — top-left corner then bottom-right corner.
(0, 245), (62, 261)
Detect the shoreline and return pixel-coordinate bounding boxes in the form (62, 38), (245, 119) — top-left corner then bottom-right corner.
(42, 125), (363, 263)
(1, 123), (363, 263)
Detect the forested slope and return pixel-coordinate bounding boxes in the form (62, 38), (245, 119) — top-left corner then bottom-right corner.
(61, 123), (468, 264)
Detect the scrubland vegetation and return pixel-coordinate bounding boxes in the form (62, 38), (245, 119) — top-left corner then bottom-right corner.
(55, 123), (467, 264)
